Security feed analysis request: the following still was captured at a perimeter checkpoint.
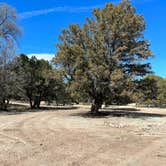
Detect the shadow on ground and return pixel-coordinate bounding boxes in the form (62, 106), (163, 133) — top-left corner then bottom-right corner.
(0, 104), (79, 116)
(70, 107), (166, 119)
(104, 107), (140, 112)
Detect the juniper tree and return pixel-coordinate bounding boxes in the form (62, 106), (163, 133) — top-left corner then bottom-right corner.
(14, 54), (66, 109)
(136, 75), (166, 107)
(54, 0), (152, 114)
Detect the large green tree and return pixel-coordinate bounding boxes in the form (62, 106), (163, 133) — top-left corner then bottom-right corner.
(54, 0), (152, 114)
(14, 54), (65, 109)
(0, 3), (21, 110)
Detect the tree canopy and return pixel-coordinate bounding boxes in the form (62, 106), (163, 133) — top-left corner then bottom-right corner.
(54, 0), (152, 113)
(136, 75), (166, 107)
(13, 54), (67, 109)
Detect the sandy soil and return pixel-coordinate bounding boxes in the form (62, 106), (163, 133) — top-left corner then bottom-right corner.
(0, 106), (166, 166)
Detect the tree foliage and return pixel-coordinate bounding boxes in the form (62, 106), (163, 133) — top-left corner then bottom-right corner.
(136, 75), (166, 107)
(54, 0), (152, 113)
(14, 54), (66, 109)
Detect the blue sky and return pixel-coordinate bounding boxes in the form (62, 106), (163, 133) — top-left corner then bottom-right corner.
(3, 0), (166, 77)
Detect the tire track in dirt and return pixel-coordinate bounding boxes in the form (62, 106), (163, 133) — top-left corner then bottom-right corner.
(0, 115), (37, 145)
(119, 137), (166, 166)
(0, 132), (26, 144)
(0, 108), (166, 166)
(0, 112), (62, 165)
(5, 112), (59, 149)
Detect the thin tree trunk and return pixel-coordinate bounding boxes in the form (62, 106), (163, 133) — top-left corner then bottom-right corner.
(36, 98), (41, 109)
(27, 91), (34, 109)
(29, 98), (33, 109)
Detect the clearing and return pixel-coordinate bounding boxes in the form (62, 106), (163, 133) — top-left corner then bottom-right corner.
(0, 105), (166, 166)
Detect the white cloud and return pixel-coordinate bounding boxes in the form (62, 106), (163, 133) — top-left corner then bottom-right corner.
(27, 53), (54, 61)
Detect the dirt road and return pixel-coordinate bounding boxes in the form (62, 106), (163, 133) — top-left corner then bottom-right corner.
(0, 107), (166, 166)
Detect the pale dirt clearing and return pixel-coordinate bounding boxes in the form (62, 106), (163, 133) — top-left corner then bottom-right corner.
(0, 106), (166, 166)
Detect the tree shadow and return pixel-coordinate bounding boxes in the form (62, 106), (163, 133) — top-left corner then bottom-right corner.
(70, 108), (166, 119)
(104, 107), (140, 112)
(0, 104), (79, 116)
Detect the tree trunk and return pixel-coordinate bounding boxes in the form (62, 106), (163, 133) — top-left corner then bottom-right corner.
(33, 96), (41, 109)
(29, 98), (33, 109)
(0, 98), (8, 111)
(36, 98), (41, 109)
(27, 91), (34, 109)
(91, 98), (103, 114)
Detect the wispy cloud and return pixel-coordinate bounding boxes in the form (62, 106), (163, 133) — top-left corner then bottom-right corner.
(19, 5), (103, 20)
(28, 53), (54, 61)
(18, 0), (154, 20)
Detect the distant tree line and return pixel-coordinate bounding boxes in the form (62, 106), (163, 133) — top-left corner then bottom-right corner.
(0, 1), (165, 113)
